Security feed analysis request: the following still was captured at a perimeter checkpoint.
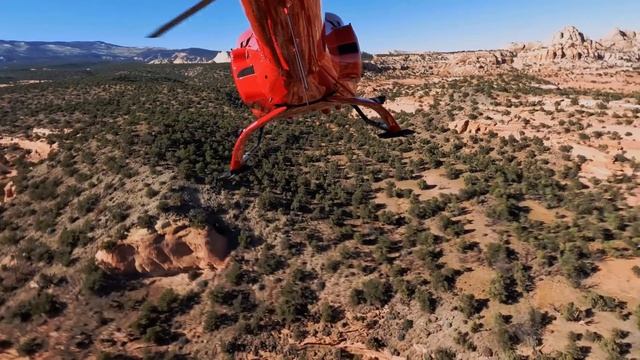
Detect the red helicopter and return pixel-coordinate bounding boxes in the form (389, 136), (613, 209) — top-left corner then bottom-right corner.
(150, 0), (410, 174)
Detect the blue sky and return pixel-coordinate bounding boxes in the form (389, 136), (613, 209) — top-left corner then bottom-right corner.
(1, 0), (638, 53)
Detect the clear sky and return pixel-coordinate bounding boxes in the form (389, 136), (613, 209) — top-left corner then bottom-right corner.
(1, 0), (639, 53)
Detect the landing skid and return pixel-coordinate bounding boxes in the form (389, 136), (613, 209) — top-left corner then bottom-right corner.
(229, 95), (408, 173)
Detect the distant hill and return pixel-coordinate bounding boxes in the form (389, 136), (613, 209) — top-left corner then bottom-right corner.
(0, 40), (230, 67)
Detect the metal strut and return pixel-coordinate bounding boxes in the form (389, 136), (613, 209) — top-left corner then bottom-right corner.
(243, 127), (264, 162)
(351, 95), (391, 130)
(352, 105), (389, 131)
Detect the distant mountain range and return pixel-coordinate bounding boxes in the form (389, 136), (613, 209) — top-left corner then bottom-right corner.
(0, 40), (230, 67)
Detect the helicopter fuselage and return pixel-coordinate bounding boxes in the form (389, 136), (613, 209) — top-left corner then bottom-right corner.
(231, 0), (362, 117)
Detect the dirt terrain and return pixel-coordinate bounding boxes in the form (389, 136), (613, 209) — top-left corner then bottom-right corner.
(0, 26), (639, 360)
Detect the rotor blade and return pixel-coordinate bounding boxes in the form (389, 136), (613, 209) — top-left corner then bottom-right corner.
(148, 0), (216, 38)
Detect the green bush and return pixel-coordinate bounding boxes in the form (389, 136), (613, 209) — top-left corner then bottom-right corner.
(204, 310), (236, 332)
(276, 275), (317, 324)
(17, 337), (44, 356)
(320, 303), (342, 324)
(11, 292), (65, 322)
(257, 250), (285, 275)
(415, 289), (437, 314)
(489, 272), (517, 304)
(76, 193), (100, 216)
(431, 347), (456, 360)
(360, 278), (393, 307)
(562, 302), (583, 322)
(458, 293), (479, 318)
(82, 261), (113, 296)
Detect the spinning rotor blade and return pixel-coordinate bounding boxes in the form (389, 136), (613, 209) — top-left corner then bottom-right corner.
(148, 0), (216, 38)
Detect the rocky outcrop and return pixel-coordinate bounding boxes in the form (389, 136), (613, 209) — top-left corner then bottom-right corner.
(449, 119), (491, 134)
(96, 223), (229, 276)
(448, 50), (514, 75)
(0, 137), (57, 162)
(511, 26), (640, 66)
(512, 26), (604, 64)
(212, 51), (231, 63)
(601, 28), (639, 51)
(367, 26), (640, 76)
(3, 181), (16, 203)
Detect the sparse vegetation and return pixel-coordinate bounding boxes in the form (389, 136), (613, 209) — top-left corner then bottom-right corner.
(1, 54), (638, 358)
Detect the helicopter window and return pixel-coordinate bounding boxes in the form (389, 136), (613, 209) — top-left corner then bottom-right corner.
(337, 42), (359, 55)
(237, 65), (255, 78)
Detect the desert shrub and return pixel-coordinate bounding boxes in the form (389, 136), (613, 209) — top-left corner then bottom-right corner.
(82, 260), (114, 296)
(133, 289), (197, 344)
(559, 144), (573, 153)
(521, 307), (547, 347)
(325, 258), (342, 273)
(431, 347), (456, 360)
(145, 187), (159, 198)
(224, 261), (243, 285)
(365, 336), (385, 351)
(485, 243), (510, 268)
(0, 230), (22, 245)
(415, 289), (437, 314)
(378, 210), (396, 225)
(512, 261), (532, 293)
(143, 325), (172, 344)
(27, 178), (60, 201)
(632, 265), (640, 278)
(17, 337), (44, 356)
(559, 246), (594, 286)
(360, 278), (393, 307)
(58, 226), (91, 250)
(431, 268), (457, 292)
(586, 292), (619, 312)
(108, 202), (129, 223)
(493, 313), (514, 351)
(18, 239), (54, 264)
(257, 250), (285, 275)
(320, 303), (342, 324)
(350, 288), (364, 306)
(204, 310), (236, 332)
(562, 302), (583, 322)
(489, 271), (517, 304)
(486, 198), (522, 222)
(237, 230), (252, 249)
(11, 291), (65, 322)
(76, 193), (100, 216)
(444, 165), (462, 180)
(454, 330), (477, 351)
(209, 287), (255, 313)
(458, 293), (479, 318)
(437, 214), (465, 237)
(584, 330), (603, 343)
(563, 337), (584, 359)
(136, 213), (156, 230)
(598, 336), (627, 360)
(276, 278), (317, 324)
(188, 208), (207, 228)
(34, 211), (57, 233)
